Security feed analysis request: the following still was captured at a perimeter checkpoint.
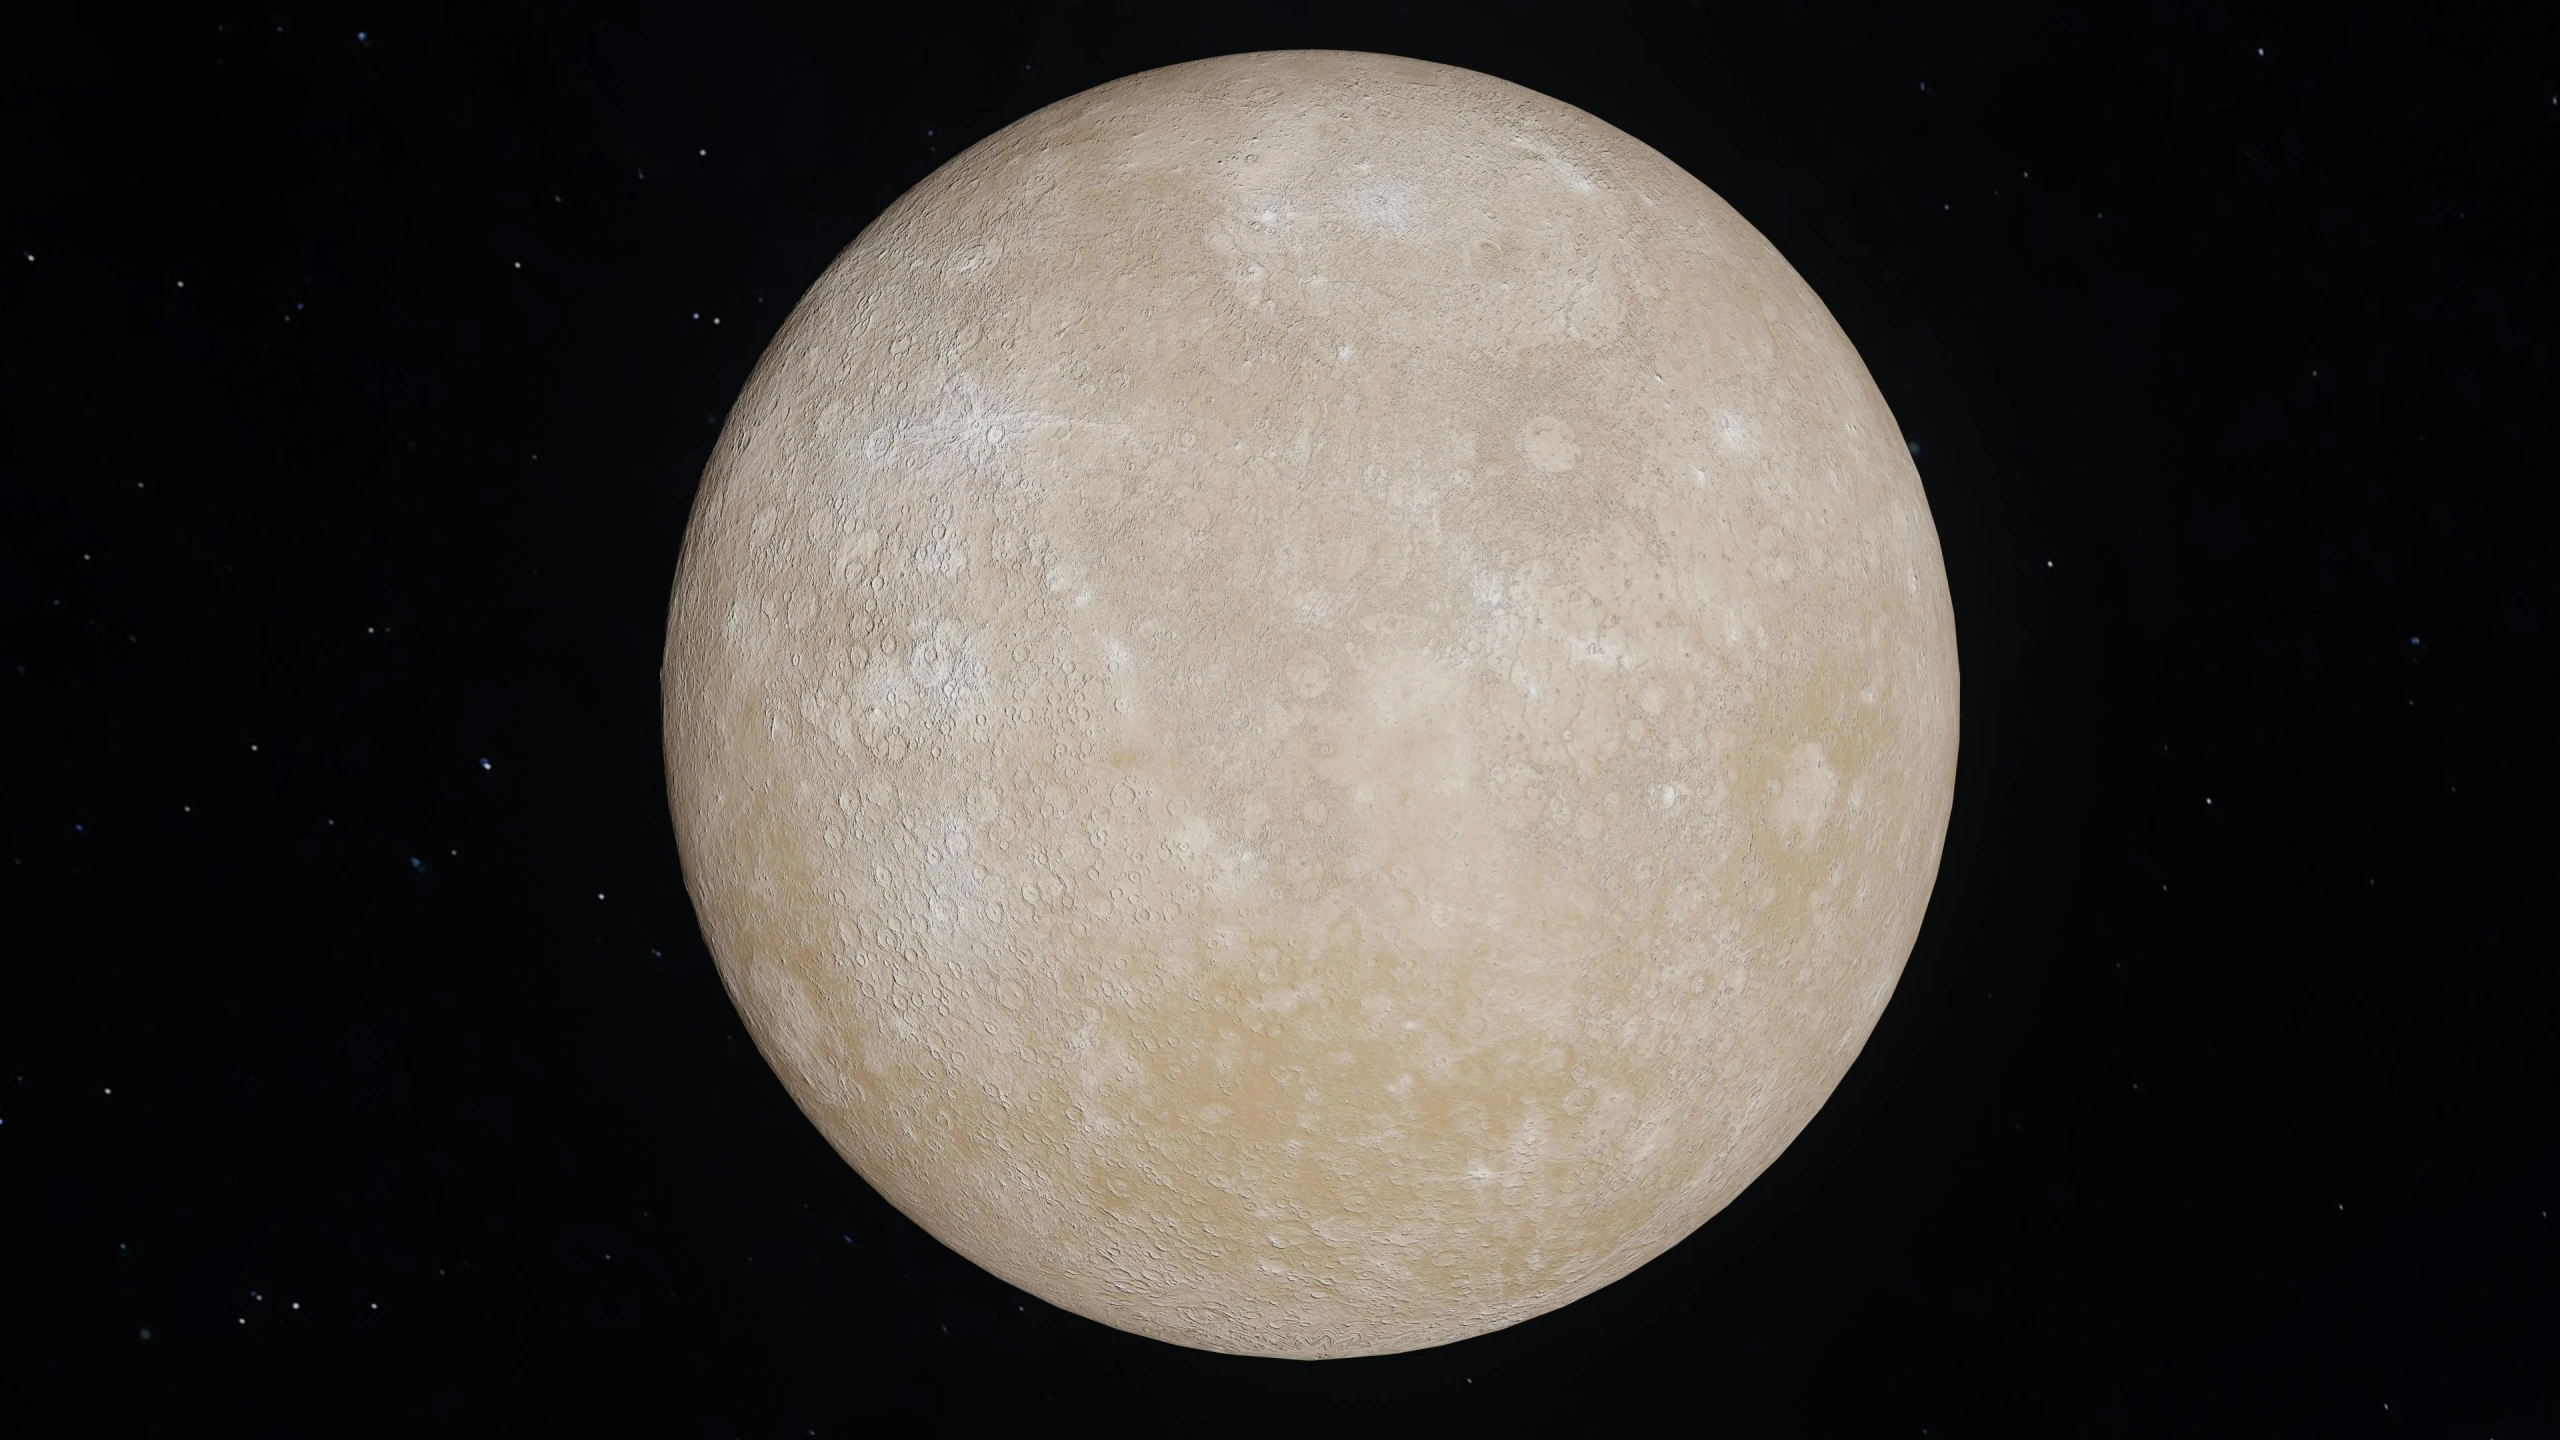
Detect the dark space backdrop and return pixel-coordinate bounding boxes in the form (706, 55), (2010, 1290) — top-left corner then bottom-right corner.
(5, 1), (2554, 1434)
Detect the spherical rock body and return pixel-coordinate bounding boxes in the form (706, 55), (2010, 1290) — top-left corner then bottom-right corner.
(663, 51), (1958, 1358)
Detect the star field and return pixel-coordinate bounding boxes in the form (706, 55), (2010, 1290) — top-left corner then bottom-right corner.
(4, 2), (2552, 1434)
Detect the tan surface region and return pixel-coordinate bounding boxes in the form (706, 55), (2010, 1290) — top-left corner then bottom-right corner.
(663, 51), (1959, 1358)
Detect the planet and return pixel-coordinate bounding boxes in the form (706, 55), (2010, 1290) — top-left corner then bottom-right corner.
(662, 50), (1958, 1358)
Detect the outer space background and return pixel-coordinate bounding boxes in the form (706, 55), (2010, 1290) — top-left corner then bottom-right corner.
(4, 1), (2553, 1434)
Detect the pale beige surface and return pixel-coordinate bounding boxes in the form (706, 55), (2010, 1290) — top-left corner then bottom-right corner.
(662, 51), (1958, 1358)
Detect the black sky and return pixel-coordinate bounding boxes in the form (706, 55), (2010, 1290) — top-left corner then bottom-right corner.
(5, 1), (2555, 1434)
